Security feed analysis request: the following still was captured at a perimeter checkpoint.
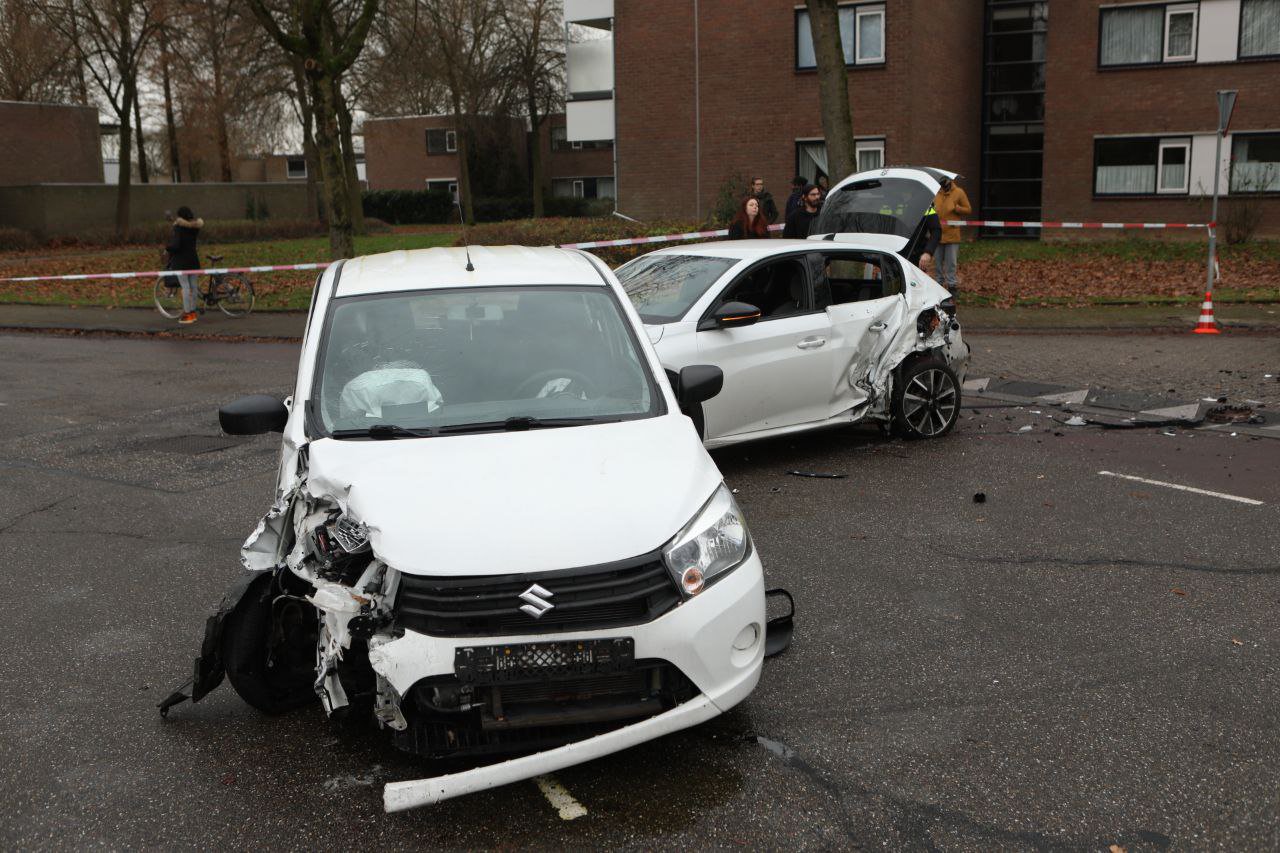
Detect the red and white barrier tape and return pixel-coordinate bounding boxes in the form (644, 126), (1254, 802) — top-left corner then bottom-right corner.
(0, 219), (1211, 284)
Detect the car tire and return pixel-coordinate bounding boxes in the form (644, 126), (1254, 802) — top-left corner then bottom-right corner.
(221, 575), (317, 715)
(892, 356), (961, 439)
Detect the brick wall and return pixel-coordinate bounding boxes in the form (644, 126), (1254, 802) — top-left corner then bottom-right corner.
(614, 0), (983, 221)
(0, 101), (103, 185)
(543, 114), (614, 185)
(364, 115), (465, 190)
(1044, 1), (1280, 235)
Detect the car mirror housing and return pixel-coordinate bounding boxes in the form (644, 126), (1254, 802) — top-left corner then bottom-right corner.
(704, 301), (762, 330)
(677, 365), (723, 407)
(219, 394), (289, 435)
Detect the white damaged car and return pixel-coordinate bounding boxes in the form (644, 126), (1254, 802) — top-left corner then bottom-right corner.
(160, 246), (792, 812)
(616, 236), (969, 446)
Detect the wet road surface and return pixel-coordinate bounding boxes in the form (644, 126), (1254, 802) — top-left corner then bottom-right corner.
(0, 332), (1277, 850)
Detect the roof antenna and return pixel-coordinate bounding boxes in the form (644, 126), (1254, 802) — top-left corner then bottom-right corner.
(455, 200), (474, 271)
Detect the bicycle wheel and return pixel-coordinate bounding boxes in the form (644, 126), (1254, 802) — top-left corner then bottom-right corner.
(217, 273), (256, 317)
(154, 276), (184, 318)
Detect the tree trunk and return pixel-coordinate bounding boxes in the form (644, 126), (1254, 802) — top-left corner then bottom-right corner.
(212, 52), (232, 182)
(334, 79), (364, 233)
(310, 72), (354, 258)
(450, 92), (474, 225)
(116, 83), (135, 237)
(161, 43), (180, 182)
(805, 0), (855, 181)
(528, 95), (545, 218)
(291, 59), (321, 222)
(133, 91), (149, 183)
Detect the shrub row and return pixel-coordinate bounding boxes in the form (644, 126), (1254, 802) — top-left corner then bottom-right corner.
(459, 216), (703, 266)
(361, 190), (616, 225)
(0, 218), (398, 253)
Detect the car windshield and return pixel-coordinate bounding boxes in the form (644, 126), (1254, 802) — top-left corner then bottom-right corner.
(616, 254), (737, 323)
(812, 177), (935, 239)
(313, 285), (660, 436)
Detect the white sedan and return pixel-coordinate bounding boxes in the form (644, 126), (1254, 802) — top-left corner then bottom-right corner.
(616, 236), (969, 446)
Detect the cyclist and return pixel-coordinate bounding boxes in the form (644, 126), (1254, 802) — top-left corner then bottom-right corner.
(164, 206), (204, 325)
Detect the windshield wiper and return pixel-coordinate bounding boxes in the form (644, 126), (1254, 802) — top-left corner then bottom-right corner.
(330, 423), (436, 440)
(440, 416), (613, 434)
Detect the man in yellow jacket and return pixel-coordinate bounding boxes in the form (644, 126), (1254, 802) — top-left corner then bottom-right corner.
(932, 176), (971, 294)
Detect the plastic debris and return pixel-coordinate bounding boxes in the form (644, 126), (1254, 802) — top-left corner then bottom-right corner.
(1065, 416), (1088, 427)
(1017, 425), (1033, 433)
(786, 470), (846, 479)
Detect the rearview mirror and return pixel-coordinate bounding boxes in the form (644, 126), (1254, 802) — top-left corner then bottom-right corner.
(219, 394), (288, 435)
(700, 301), (761, 331)
(677, 365), (723, 407)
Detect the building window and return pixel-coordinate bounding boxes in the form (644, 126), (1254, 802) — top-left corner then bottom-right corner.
(551, 125), (568, 151)
(855, 138), (884, 171)
(1230, 134), (1280, 192)
(796, 3), (886, 69)
(1240, 0), (1280, 57)
(1094, 136), (1190, 195)
(286, 157), (307, 179)
(426, 179), (459, 202)
(1100, 4), (1197, 66)
(551, 177), (614, 199)
(426, 128), (457, 155)
(551, 125), (611, 151)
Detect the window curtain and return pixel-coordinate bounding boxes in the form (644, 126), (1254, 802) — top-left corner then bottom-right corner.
(1166, 12), (1195, 57)
(1096, 165), (1155, 194)
(798, 142), (829, 183)
(1160, 160), (1186, 190)
(857, 146), (882, 172)
(1240, 0), (1280, 57)
(1100, 7), (1163, 64)
(857, 12), (882, 61)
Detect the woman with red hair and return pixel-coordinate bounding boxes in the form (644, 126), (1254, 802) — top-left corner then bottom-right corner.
(727, 196), (770, 240)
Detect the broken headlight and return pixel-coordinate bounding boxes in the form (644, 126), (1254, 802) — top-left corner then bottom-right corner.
(662, 484), (750, 598)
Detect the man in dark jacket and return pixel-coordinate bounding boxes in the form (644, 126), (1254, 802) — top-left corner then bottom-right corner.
(909, 204), (942, 275)
(748, 177), (779, 224)
(783, 184), (823, 239)
(165, 206), (204, 325)
(784, 175), (807, 219)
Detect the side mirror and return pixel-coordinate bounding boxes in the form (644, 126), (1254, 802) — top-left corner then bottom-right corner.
(219, 394), (289, 435)
(699, 301), (761, 331)
(677, 365), (723, 407)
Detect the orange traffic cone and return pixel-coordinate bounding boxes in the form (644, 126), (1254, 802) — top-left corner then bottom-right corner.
(1192, 291), (1220, 335)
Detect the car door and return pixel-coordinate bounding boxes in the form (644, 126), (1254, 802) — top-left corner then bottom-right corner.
(810, 250), (909, 417)
(695, 255), (834, 439)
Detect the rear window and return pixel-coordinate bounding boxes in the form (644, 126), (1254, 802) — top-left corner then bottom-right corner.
(812, 177), (934, 239)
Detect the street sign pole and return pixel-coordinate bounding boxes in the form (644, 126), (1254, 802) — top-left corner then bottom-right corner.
(1206, 90), (1237, 300)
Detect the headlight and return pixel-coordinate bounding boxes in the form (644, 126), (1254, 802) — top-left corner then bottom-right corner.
(662, 484), (750, 598)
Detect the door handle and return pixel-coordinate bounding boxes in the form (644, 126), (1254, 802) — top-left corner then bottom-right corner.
(869, 322), (887, 332)
(796, 336), (827, 350)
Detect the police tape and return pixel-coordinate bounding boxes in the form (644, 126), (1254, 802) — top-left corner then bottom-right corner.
(0, 219), (1211, 284)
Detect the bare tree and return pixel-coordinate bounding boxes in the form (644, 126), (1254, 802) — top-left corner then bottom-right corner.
(805, 0), (854, 181)
(356, 0), (447, 117)
(0, 0), (83, 102)
(245, 0), (379, 258)
(500, 0), (563, 217)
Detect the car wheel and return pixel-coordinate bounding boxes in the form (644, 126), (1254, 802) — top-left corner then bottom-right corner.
(221, 575), (317, 715)
(892, 356), (960, 439)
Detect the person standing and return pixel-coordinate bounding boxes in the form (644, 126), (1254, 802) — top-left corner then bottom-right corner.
(784, 175), (807, 219)
(931, 176), (972, 294)
(783, 184), (823, 239)
(727, 196), (770, 239)
(747, 176), (779, 224)
(165, 206), (204, 325)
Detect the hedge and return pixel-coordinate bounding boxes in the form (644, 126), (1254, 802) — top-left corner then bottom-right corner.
(362, 190), (617, 225)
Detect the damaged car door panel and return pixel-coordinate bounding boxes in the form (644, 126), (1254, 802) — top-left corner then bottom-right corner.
(162, 246), (794, 812)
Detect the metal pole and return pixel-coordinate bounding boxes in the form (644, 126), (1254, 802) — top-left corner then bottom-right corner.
(1205, 130), (1221, 299)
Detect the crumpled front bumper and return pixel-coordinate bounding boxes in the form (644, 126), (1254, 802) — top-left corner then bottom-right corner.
(374, 550), (766, 811)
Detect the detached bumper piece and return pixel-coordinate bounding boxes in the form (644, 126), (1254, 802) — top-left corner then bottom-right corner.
(394, 638), (697, 761)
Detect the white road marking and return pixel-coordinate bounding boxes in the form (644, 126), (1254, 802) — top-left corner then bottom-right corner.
(1098, 471), (1264, 506)
(535, 774), (588, 820)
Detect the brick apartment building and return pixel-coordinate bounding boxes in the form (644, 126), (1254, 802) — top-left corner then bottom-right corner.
(563, 0), (1280, 233)
(0, 101), (103, 185)
(363, 112), (615, 202)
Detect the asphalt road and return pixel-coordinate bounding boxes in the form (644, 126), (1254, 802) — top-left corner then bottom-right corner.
(1, 331), (1277, 850)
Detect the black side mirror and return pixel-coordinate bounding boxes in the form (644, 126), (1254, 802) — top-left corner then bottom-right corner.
(219, 394), (289, 435)
(699, 301), (761, 331)
(677, 365), (723, 407)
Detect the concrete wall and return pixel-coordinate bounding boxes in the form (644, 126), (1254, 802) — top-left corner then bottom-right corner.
(0, 183), (312, 237)
(0, 101), (104, 186)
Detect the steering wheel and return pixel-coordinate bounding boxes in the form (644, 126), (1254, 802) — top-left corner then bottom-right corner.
(514, 369), (597, 400)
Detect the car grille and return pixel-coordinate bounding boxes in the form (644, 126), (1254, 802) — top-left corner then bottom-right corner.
(394, 551), (680, 637)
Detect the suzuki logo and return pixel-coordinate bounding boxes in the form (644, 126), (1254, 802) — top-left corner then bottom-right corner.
(518, 583), (554, 619)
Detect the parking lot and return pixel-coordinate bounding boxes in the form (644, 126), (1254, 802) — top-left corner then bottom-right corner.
(1, 329), (1277, 849)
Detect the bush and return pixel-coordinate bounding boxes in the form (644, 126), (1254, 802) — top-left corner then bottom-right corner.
(362, 189), (456, 225)
(459, 216), (703, 266)
(0, 227), (38, 252)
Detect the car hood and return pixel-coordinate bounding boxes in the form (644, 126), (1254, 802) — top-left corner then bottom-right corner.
(302, 415), (719, 577)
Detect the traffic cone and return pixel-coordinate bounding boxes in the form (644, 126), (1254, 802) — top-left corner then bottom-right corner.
(1192, 291), (1220, 335)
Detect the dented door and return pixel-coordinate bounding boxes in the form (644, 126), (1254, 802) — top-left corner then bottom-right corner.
(823, 295), (905, 416)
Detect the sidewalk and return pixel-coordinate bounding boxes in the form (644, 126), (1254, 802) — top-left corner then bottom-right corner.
(2, 301), (1278, 341)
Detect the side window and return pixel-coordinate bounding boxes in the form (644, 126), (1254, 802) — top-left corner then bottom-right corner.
(815, 251), (905, 307)
(712, 257), (811, 320)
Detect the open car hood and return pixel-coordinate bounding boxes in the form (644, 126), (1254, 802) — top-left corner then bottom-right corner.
(300, 415), (718, 578)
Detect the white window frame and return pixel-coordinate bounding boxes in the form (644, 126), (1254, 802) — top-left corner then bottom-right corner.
(1157, 138), (1191, 193)
(572, 179), (585, 198)
(1163, 4), (1198, 62)
(854, 6), (885, 64)
(855, 138), (885, 171)
(448, 182), (459, 202)
(445, 130), (457, 153)
(285, 157), (307, 179)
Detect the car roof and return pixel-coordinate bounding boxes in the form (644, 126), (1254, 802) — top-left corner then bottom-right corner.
(334, 245), (605, 297)
(642, 236), (907, 262)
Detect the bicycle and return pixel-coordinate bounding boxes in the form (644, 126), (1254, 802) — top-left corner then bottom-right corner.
(154, 255), (256, 318)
